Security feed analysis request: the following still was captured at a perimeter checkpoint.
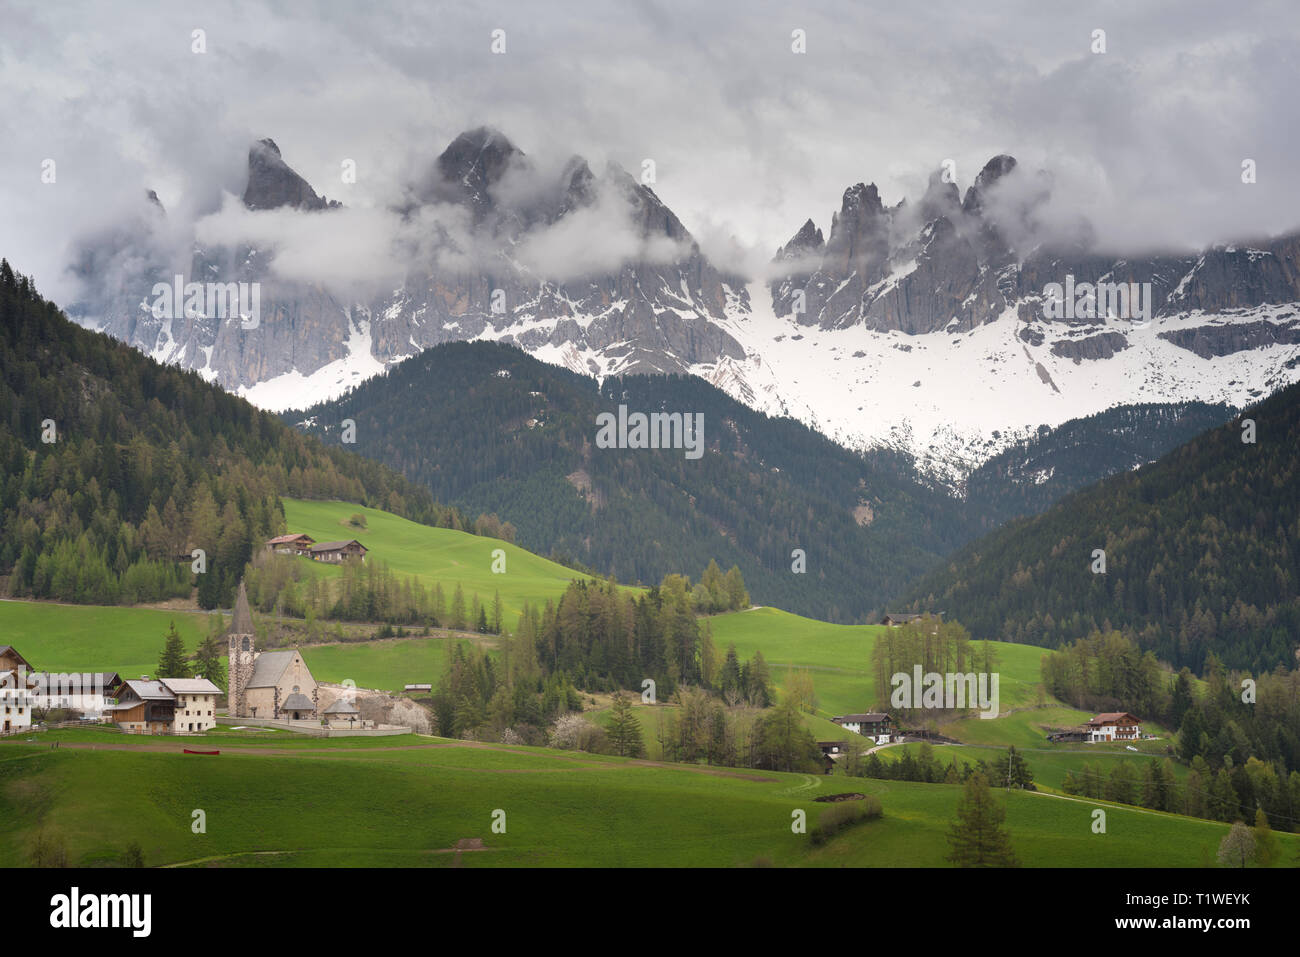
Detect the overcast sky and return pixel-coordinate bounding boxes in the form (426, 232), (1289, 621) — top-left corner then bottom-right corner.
(3, 0), (1298, 300)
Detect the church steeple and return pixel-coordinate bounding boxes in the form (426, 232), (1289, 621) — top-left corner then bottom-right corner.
(227, 578), (256, 718)
(230, 579), (254, 637)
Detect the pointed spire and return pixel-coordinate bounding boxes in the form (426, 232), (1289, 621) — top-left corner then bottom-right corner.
(230, 579), (254, 636)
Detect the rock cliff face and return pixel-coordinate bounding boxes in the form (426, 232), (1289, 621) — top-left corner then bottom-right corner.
(769, 152), (1300, 366)
(75, 127), (748, 393)
(68, 133), (1300, 482)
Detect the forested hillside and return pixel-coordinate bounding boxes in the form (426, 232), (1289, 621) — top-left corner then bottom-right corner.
(0, 260), (477, 608)
(903, 380), (1300, 672)
(287, 340), (980, 622)
(963, 401), (1235, 524)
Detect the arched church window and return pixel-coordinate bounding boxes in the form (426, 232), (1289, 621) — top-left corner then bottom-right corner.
(241, 637), (250, 652)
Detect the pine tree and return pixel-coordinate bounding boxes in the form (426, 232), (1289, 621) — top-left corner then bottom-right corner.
(946, 773), (1019, 867)
(194, 632), (227, 690)
(156, 621), (191, 679)
(992, 746), (1034, 790)
(608, 691), (645, 757)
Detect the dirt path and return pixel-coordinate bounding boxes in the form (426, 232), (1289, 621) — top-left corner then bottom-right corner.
(1027, 790), (1226, 826)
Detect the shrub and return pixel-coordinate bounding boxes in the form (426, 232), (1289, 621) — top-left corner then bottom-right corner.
(809, 795), (883, 845)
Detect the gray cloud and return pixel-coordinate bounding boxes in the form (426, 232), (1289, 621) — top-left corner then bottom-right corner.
(2, 0), (1298, 303)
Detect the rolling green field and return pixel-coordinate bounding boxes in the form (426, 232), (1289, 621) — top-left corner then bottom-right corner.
(299, 635), (481, 690)
(282, 498), (601, 623)
(0, 600), (474, 694)
(708, 607), (1047, 720)
(0, 600), (213, 678)
(875, 740), (1190, 792)
(2, 727), (1286, 868)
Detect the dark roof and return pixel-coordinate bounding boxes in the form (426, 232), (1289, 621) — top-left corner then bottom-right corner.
(229, 579), (254, 636)
(834, 713), (891, 723)
(280, 692), (315, 711)
(310, 540), (366, 552)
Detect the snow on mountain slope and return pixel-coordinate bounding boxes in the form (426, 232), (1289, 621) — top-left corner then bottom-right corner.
(697, 287), (1300, 485)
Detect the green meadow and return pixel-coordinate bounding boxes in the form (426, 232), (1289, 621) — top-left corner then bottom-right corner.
(0, 599), (472, 693)
(707, 607), (1047, 720)
(3, 727), (1283, 868)
(875, 740), (1190, 792)
(0, 600), (212, 678)
(282, 498), (601, 623)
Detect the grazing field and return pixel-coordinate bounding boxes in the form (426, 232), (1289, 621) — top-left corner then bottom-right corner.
(0, 599), (476, 694)
(282, 498), (605, 622)
(0, 600), (212, 677)
(707, 607), (1048, 719)
(941, 707), (1174, 748)
(2, 727), (1279, 868)
(874, 740), (1190, 792)
(299, 635), (482, 691)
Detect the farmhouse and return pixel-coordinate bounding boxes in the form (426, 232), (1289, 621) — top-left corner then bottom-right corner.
(227, 581), (319, 720)
(0, 645), (33, 734)
(109, 680), (177, 734)
(1085, 712), (1142, 742)
(265, 532), (316, 555)
(104, 676), (221, 734)
(832, 712), (894, 744)
(159, 677), (222, 733)
(404, 683), (433, 694)
(309, 539), (367, 563)
(879, 612), (942, 627)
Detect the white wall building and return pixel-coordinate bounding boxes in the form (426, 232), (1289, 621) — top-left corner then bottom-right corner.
(159, 678), (222, 734)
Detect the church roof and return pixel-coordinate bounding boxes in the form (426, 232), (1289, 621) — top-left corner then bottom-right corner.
(246, 651), (297, 689)
(323, 697), (359, 714)
(280, 692), (315, 711)
(229, 580), (254, 636)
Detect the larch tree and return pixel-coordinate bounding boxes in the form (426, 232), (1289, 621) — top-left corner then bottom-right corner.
(947, 772), (1019, 867)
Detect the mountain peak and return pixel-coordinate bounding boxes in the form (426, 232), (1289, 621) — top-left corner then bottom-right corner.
(962, 154), (1018, 214)
(776, 218), (825, 261)
(242, 138), (338, 211)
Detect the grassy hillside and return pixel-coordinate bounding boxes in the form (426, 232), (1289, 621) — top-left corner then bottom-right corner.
(5, 727), (1285, 868)
(877, 741), (1188, 792)
(282, 498), (598, 623)
(0, 600), (211, 679)
(708, 607), (1047, 719)
(0, 599), (489, 694)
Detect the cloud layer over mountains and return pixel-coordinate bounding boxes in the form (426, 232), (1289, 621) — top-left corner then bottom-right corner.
(3, 0), (1298, 304)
